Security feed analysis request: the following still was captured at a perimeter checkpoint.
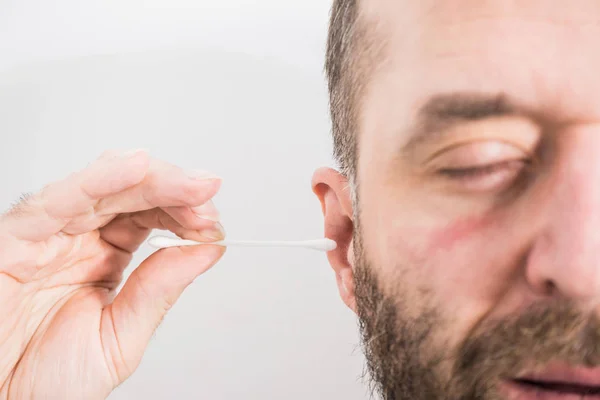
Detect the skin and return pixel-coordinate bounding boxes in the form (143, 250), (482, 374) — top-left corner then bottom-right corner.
(6, 1), (600, 399)
(0, 150), (226, 399)
(313, 0), (600, 398)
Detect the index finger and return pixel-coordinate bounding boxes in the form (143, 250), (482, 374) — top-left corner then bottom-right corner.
(0, 150), (150, 241)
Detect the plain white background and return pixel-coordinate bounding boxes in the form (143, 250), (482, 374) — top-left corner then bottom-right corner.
(0, 1), (367, 399)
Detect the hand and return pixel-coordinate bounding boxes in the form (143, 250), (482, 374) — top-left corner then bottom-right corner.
(0, 150), (226, 399)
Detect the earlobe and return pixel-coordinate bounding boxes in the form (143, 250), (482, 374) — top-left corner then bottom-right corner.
(312, 167), (357, 312)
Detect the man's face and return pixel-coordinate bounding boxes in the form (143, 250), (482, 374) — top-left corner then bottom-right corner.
(349, 1), (600, 399)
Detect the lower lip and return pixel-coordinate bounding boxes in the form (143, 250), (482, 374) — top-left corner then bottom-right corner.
(500, 380), (600, 400)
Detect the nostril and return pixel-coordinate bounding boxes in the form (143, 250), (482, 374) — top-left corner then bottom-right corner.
(543, 279), (557, 296)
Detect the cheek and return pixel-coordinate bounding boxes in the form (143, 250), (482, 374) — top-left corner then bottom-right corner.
(423, 214), (521, 298)
(375, 212), (507, 278)
(428, 215), (497, 251)
(365, 209), (524, 339)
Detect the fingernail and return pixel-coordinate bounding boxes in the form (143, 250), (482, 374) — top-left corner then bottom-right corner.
(198, 222), (226, 241)
(123, 148), (149, 157)
(192, 201), (220, 222)
(186, 169), (221, 181)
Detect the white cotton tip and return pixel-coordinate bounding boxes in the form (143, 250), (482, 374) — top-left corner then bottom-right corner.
(304, 238), (337, 252)
(147, 235), (337, 252)
(324, 238), (338, 251)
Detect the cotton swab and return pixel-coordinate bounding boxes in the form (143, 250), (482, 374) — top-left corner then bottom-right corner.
(147, 235), (337, 252)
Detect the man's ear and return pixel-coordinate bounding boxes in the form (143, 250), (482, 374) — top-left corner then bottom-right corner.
(312, 167), (356, 312)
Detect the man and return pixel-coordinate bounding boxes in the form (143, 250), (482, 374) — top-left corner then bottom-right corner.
(2, 0), (600, 399)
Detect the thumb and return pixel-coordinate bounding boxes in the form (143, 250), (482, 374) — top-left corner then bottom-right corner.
(100, 244), (225, 383)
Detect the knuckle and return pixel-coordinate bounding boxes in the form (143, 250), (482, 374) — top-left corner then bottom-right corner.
(133, 271), (173, 313)
(61, 210), (98, 234)
(181, 183), (211, 205)
(140, 178), (161, 206)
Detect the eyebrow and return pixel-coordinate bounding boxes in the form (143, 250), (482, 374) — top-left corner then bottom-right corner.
(402, 92), (522, 153)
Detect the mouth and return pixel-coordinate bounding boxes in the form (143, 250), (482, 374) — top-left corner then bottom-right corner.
(511, 378), (600, 396)
(504, 364), (600, 399)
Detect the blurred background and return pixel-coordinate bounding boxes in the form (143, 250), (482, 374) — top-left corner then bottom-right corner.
(0, 1), (366, 399)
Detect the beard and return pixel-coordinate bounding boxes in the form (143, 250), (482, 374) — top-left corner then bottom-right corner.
(353, 231), (600, 400)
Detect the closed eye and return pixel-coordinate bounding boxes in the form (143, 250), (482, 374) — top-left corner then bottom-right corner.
(438, 159), (529, 179)
(437, 159), (531, 192)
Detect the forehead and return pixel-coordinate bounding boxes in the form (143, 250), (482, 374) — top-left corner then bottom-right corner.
(358, 0), (600, 156)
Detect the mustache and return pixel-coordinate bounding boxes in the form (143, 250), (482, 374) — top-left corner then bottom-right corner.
(451, 301), (600, 396)
(458, 301), (600, 370)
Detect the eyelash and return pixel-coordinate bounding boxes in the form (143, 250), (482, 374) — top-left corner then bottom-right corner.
(437, 159), (530, 181)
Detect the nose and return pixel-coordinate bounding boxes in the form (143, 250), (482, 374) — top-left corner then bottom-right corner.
(526, 133), (600, 302)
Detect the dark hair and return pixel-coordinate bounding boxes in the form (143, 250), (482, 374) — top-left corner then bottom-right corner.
(326, 0), (361, 178)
